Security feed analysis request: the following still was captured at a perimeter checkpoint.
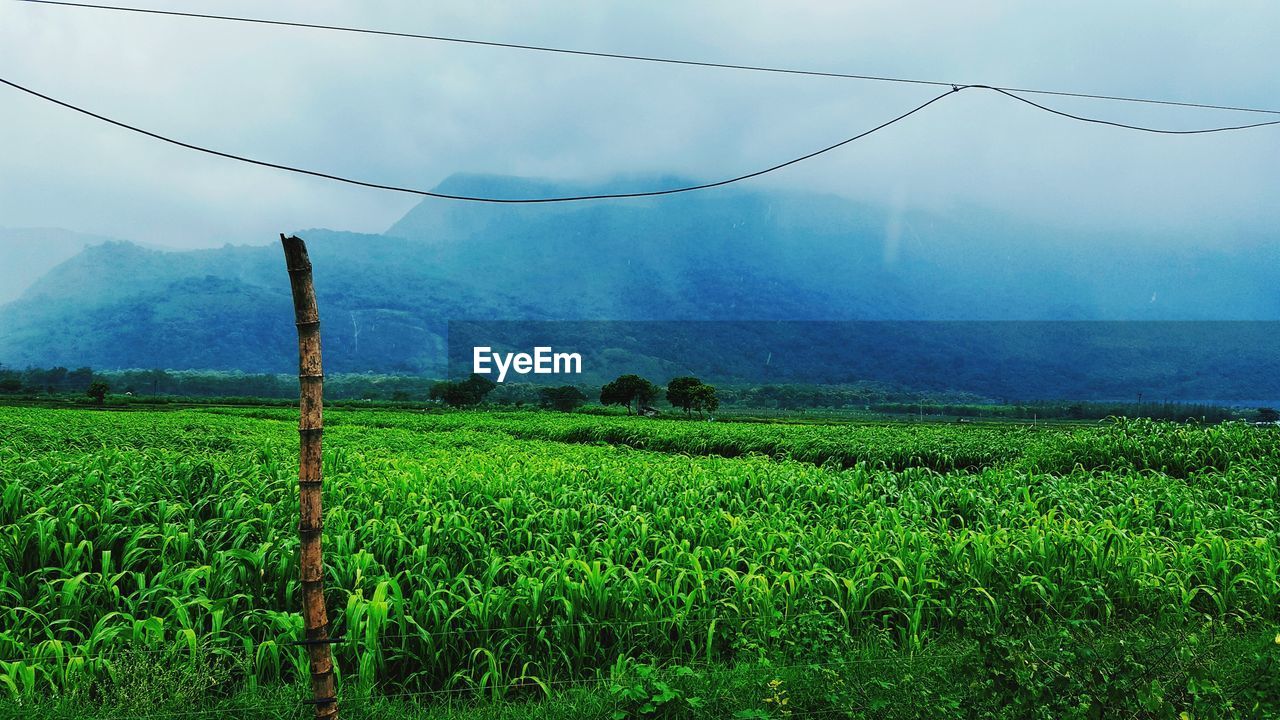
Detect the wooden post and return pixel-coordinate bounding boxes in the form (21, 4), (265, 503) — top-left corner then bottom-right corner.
(281, 234), (338, 719)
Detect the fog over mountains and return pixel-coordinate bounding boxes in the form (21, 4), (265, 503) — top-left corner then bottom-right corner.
(0, 228), (118, 304)
(1, 174), (1277, 397)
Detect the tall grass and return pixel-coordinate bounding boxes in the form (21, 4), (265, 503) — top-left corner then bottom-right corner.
(0, 408), (1276, 702)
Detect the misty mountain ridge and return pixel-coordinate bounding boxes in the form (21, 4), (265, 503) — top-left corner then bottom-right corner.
(0, 228), (125, 304)
(0, 173), (1276, 395)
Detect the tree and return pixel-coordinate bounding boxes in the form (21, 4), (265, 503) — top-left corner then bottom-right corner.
(599, 380), (629, 412)
(66, 367), (95, 393)
(27, 366), (67, 393)
(666, 376), (703, 415)
(689, 383), (720, 416)
(666, 376), (719, 417)
(539, 385), (587, 412)
(489, 384), (542, 407)
(87, 381), (110, 405)
(146, 368), (170, 395)
(429, 381), (463, 407)
(0, 368), (21, 394)
(429, 373), (497, 408)
(600, 374), (658, 414)
(464, 373), (496, 402)
(1258, 407), (1280, 423)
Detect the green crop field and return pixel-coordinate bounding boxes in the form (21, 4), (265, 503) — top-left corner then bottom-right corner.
(1, 406), (1277, 719)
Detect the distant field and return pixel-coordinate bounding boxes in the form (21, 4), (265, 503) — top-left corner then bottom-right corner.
(1, 407), (1277, 719)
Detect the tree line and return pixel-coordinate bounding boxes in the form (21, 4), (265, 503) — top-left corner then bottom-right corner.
(2, 364), (1270, 422)
(428, 373), (719, 417)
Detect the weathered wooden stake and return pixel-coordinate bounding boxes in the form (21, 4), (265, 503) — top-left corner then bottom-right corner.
(281, 234), (339, 720)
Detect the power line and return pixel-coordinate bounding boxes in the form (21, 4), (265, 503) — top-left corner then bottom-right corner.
(0, 76), (955, 203)
(3, 76), (1277, 203)
(976, 86), (1280, 134)
(984, 86), (1280, 134)
(14, 0), (1280, 117)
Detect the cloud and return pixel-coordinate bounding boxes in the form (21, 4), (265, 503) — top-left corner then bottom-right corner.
(0, 0), (1276, 249)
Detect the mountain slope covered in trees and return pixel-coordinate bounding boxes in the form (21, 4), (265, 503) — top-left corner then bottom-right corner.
(1, 174), (1276, 399)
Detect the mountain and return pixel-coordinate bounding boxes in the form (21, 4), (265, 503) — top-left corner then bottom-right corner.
(0, 235), (501, 374)
(0, 174), (1277, 399)
(386, 174), (1280, 322)
(0, 228), (122, 304)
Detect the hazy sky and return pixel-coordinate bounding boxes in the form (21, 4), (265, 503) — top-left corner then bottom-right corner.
(1, 0), (1278, 249)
